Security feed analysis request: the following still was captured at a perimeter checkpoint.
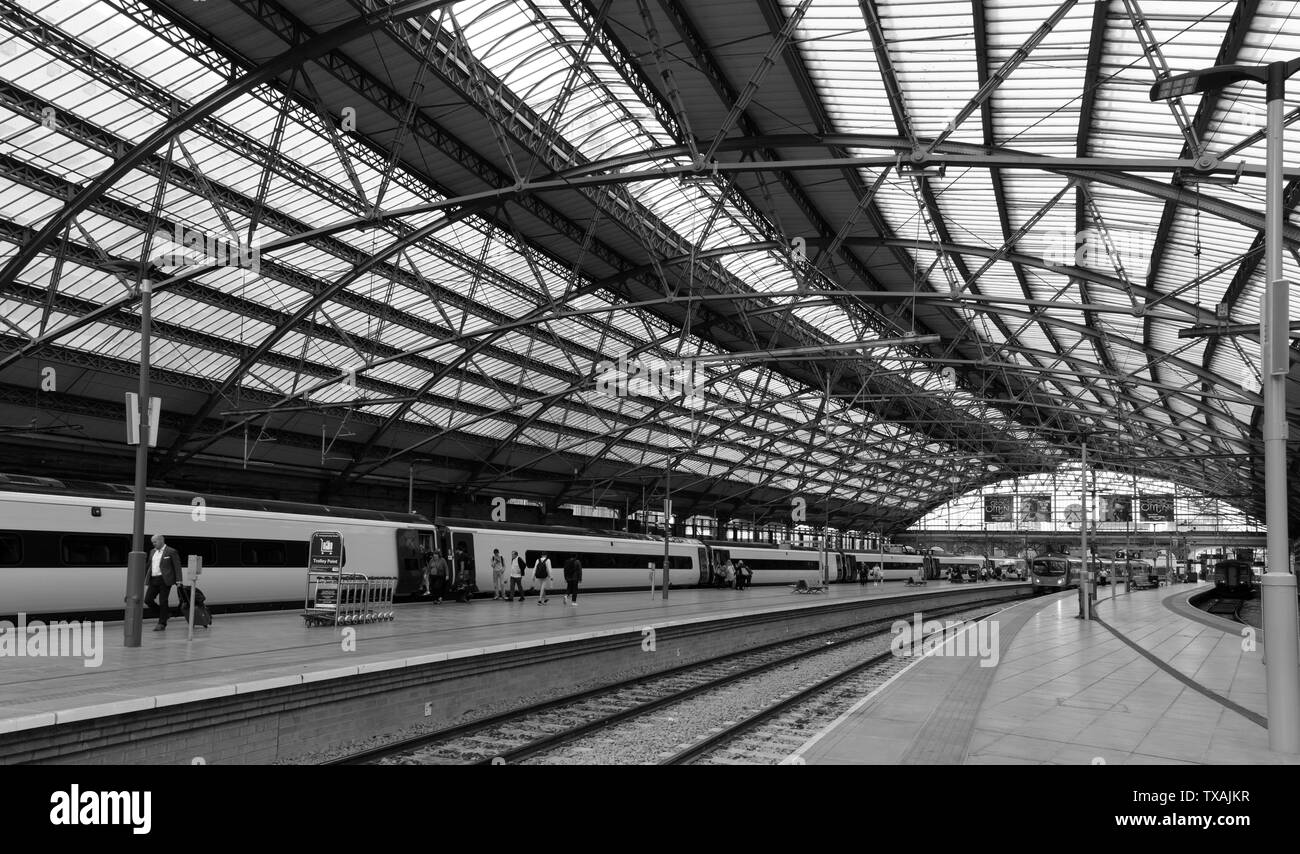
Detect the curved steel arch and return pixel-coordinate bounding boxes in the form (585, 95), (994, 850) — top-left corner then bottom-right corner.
(538, 135), (1300, 247)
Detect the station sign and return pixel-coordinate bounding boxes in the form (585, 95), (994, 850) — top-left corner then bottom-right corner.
(310, 531), (344, 572)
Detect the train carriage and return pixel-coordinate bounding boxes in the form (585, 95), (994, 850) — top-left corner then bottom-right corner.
(847, 552), (926, 582)
(702, 541), (826, 587)
(438, 518), (706, 592)
(0, 476), (435, 618)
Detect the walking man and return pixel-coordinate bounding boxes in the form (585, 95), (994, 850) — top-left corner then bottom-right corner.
(143, 534), (182, 631)
(563, 554), (583, 606)
(509, 550), (526, 601)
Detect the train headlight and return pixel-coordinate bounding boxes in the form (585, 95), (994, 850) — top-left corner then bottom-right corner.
(1057, 578), (1064, 585)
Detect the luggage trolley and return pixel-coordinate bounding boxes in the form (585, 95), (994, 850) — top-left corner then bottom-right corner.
(304, 570), (342, 627)
(336, 572), (370, 625)
(304, 572), (398, 626)
(369, 575), (397, 621)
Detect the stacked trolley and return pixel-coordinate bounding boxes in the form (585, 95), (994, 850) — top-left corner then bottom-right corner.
(303, 531), (396, 627)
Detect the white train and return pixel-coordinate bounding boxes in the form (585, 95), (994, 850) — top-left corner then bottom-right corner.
(0, 473), (1017, 618)
(0, 476), (831, 617)
(0, 474), (435, 617)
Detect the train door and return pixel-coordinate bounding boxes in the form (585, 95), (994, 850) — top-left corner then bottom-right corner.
(394, 528), (426, 596)
(698, 547), (709, 586)
(711, 546), (730, 586)
(451, 531), (476, 590)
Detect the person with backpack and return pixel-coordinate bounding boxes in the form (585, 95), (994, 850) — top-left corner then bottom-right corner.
(532, 552), (552, 605)
(735, 560), (749, 590)
(563, 554), (583, 606)
(509, 550), (527, 602)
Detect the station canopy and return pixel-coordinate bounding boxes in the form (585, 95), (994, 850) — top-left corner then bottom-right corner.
(0, 0), (1298, 532)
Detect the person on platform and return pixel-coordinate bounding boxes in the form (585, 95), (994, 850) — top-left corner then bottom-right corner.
(532, 552), (552, 605)
(419, 550), (434, 596)
(723, 559), (736, 589)
(490, 548), (507, 600)
(563, 554), (583, 606)
(453, 542), (474, 601)
(143, 533), (182, 631)
(509, 550), (527, 601)
(428, 550), (448, 603)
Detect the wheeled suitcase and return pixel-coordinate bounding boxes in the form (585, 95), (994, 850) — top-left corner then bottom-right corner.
(177, 584), (212, 628)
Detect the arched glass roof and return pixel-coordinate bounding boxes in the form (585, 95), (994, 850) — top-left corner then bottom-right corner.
(1, 0), (1297, 531)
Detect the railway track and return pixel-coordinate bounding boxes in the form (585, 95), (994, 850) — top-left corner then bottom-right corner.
(329, 595), (1016, 765)
(1201, 596), (1245, 622)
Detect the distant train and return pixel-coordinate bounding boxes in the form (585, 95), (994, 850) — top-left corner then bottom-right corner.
(1211, 559), (1257, 598)
(1028, 555), (1081, 594)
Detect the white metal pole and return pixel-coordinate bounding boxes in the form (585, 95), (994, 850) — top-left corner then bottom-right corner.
(1262, 61), (1300, 753)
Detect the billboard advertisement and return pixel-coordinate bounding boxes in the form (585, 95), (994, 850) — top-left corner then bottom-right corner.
(983, 495), (1013, 522)
(1101, 495), (1133, 523)
(1019, 495), (1051, 522)
(1139, 494), (1174, 522)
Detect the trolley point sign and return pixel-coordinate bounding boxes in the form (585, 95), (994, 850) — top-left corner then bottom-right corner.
(310, 531), (343, 572)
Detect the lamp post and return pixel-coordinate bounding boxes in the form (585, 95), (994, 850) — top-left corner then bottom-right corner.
(124, 276), (153, 648)
(1079, 439), (1091, 620)
(662, 457), (670, 601)
(1152, 58), (1300, 753)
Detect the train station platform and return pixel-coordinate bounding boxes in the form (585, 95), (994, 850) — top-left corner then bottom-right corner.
(0, 579), (1024, 763)
(797, 582), (1300, 765)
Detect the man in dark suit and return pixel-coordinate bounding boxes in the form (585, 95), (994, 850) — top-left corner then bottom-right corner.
(143, 534), (182, 631)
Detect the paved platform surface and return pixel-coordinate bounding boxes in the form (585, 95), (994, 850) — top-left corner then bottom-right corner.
(0, 580), (1017, 735)
(798, 582), (1300, 765)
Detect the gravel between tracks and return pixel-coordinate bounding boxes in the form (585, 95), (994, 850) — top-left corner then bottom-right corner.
(519, 606), (994, 765)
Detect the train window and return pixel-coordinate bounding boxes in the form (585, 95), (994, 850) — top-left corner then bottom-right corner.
(168, 538), (217, 566)
(0, 533), (21, 565)
(286, 541), (309, 566)
(61, 535), (129, 566)
(237, 540), (305, 567)
(1031, 559), (1068, 576)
